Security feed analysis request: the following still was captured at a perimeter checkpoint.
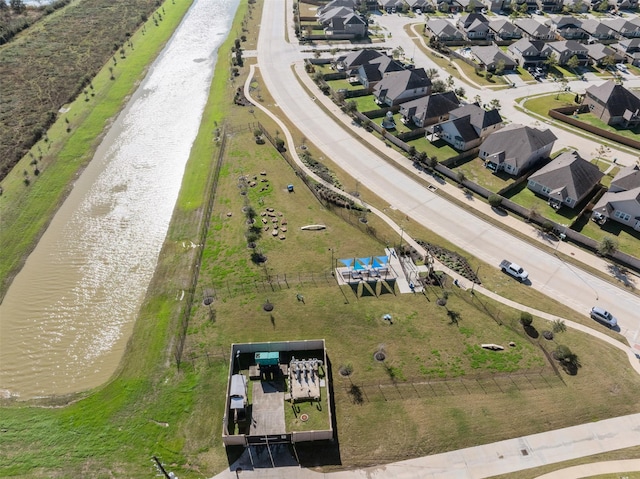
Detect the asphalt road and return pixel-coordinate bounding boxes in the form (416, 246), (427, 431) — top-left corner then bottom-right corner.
(257, 1), (640, 343)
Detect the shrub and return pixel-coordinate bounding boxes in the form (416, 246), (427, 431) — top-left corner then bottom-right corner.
(488, 194), (502, 207)
(520, 311), (533, 327)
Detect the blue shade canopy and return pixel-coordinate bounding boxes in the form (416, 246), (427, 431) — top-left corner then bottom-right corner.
(339, 258), (354, 268)
(353, 261), (366, 271)
(376, 256), (389, 265)
(359, 257), (371, 266)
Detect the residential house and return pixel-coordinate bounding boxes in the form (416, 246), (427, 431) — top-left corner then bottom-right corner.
(373, 68), (432, 106)
(488, 19), (523, 41)
(427, 103), (503, 151)
(482, 0), (507, 11)
(542, 40), (589, 66)
(318, 7), (368, 38)
(536, 0), (564, 12)
(580, 19), (617, 43)
(514, 19), (556, 41)
(527, 151), (603, 209)
(585, 43), (625, 66)
(453, 0), (484, 11)
(508, 38), (550, 68)
(335, 49), (385, 73)
(548, 16), (587, 41)
(457, 13), (491, 40)
(592, 165), (640, 231)
(317, 0), (358, 16)
(611, 0), (639, 9)
(400, 91), (460, 127)
(380, 0), (406, 11)
(479, 124), (557, 176)
(603, 18), (640, 39)
(511, 0), (539, 11)
(356, 55), (405, 89)
(406, 0), (435, 11)
(426, 19), (466, 42)
(562, 0), (591, 13)
(470, 45), (518, 70)
(612, 38), (640, 66)
(582, 80), (640, 128)
(435, 0), (462, 13)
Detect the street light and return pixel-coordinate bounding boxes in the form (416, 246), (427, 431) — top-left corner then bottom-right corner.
(329, 248), (335, 276)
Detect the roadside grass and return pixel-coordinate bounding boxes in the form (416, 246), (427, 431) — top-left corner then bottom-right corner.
(0, 0), (194, 299)
(522, 92), (578, 114)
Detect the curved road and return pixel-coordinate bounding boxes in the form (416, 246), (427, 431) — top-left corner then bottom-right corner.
(256, 1), (640, 343)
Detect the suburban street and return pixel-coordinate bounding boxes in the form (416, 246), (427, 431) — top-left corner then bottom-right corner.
(257, 1), (640, 343)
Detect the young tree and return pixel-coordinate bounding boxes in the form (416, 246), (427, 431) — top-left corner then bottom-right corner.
(488, 194), (503, 207)
(544, 53), (558, 70)
(495, 59), (506, 75)
(489, 98), (501, 110)
(566, 55), (580, 72)
(598, 236), (618, 257)
(601, 54), (616, 71)
(520, 311), (533, 327)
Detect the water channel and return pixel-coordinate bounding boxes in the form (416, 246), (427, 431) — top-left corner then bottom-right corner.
(0, 0), (240, 399)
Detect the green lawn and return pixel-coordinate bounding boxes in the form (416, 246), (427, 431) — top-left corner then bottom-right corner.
(522, 92), (579, 115)
(326, 78), (364, 92)
(575, 214), (640, 259)
(504, 181), (581, 224)
(453, 157), (516, 193)
(407, 136), (458, 160)
(353, 94), (380, 113)
(575, 112), (640, 141)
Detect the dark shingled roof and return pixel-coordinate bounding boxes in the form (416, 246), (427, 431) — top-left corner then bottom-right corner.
(586, 81), (640, 118)
(400, 92), (460, 122)
(529, 150), (603, 202)
(481, 124), (557, 170)
(450, 103), (503, 130)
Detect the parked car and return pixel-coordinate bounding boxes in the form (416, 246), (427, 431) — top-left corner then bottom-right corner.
(590, 306), (618, 328)
(616, 63), (628, 73)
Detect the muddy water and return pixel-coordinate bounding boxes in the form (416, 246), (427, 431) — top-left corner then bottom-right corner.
(0, 0), (239, 399)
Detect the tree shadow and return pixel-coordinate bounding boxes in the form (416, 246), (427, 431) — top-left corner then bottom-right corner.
(447, 309), (461, 326)
(348, 384), (364, 405)
(524, 325), (539, 339)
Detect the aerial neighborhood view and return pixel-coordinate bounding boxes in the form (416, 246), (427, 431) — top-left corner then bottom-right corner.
(3, 0), (640, 476)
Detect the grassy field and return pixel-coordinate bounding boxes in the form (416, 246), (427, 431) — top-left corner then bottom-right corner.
(2, 1), (640, 477)
(0, 0), (195, 300)
(0, 0), (167, 180)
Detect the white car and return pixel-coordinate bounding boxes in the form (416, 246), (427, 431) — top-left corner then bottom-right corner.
(590, 306), (618, 328)
(616, 63), (628, 73)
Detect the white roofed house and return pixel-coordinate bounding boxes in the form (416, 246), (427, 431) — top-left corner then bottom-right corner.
(592, 166), (640, 231)
(373, 68), (432, 107)
(479, 124), (557, 176)
(527, 151), (604, 209)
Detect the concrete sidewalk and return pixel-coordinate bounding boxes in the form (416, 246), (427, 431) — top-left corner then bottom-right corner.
(211, 414), (640, 479)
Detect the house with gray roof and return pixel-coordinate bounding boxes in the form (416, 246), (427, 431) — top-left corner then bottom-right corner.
(406, 0), (435, 11)
(592, 165), (640, 231)
(426, 19), (465, 42)
(582, 80), (640, 128)
(482, 0), (508, 11)
(488, 19), (522, 41)
(479, 124), (557, 176)
(542, 40), (589, 66)
(612, 38), (640, 66)
(457, 12), (489, 30)
(380, 0), (406, 11)
(335, 49), (385, 72)
(373, 68), (432, 106)
(427, 103), (503, 151)
(514, 19), (556, 41)
(585, 43), (625, 66)
(318, 0), (358, 16)
(470, 45), (517, 71)
(580, 19), (617, 43)
(563, 0), (591, 12)
(536, 0), (564, 12)
(400, 91), (460, 127)
(356, 55), (405, 89)
(508, 38), (550, 68)
(527, 151), (603, 209)
(603, 18), (640, 40)
(548, 16), (587, 41)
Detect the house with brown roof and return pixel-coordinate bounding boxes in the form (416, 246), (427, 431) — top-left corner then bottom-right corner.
(527, 151), (603, 209)
(427, 103), (503, 151)
(479, 124), (557, 176)
(592, 165), (640, 231)
(399, 91), (460, 127)
(582, 80), (640, 128)
(373, 68), (432, 106)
